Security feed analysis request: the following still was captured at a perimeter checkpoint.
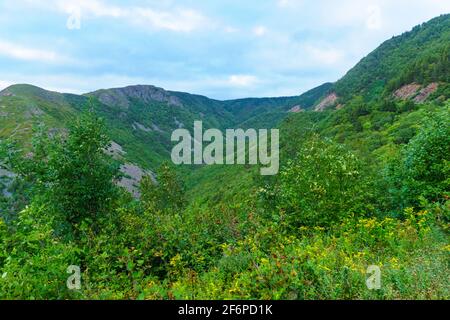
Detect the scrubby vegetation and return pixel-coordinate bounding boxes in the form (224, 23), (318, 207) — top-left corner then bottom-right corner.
(0, 14), (449, 300)
(0, 97), (448, 299)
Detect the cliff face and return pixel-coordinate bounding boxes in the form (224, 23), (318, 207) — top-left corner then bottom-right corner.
(88, 85), (184, 109)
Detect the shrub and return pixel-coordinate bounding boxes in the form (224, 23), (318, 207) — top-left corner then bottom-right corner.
(271, 135), (370, 229)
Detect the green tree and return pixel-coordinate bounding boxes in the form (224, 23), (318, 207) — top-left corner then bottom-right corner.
(140, 163), (186, 213)
(273, 135), (370, 229)
(5, 106), (120, 236)
(402, 108), (450, 203)
(386, 106), (450, 210)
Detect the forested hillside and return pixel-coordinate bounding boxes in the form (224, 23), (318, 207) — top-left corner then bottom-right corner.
(334, 14), (450, 102)
(0, 15), (448, 299)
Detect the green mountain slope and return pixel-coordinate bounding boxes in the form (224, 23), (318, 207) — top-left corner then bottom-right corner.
(334, 14), (450, 102)
(1, 15), (448, 198)
(0, 14), (449, 300)
(0, 81), (331, 175)
(185, 14), (450, 205)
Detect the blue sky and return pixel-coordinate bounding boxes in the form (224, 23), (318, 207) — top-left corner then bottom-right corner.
(0, 0), (449, 99)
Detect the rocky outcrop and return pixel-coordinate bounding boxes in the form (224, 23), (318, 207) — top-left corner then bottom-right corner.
(393, 83), (439, 103)
(288, 105), (303, 113)
(90, 85), (183, 109)
(25, 106), (44, 119)
(105, 141), (125, 159)
(0, 168), (16, 198)
(314, 93), (338, 111)
(132, 122), (152, 132)
(117, 163), (155, 198)
(413, 83), (439, 103)
(151, 123), (164, 133)
(174, 117), (185, 128)
(0, 90), (14, 97)
(393, 83), (421, 100)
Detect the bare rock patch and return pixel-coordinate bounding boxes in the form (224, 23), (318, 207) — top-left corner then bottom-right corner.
(413, 83), (438, 103)
(393, 83), (421, 100)
(315, 93), (338, 112)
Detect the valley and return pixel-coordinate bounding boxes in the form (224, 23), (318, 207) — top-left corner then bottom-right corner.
(0, 14), (449, 300)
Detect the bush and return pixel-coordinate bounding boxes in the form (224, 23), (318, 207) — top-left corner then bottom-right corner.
(387, 107), (450, 210)
(269, 135), (371, 229)
(140, 163), (187, 213)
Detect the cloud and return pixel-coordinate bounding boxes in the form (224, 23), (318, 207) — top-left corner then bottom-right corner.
(132, 7), (209, 32)
(56, 0), (123, 18)
(0, 80), (12, 91)
(277, 0), (290, 7)
(52, 0), (211, 32)
(253, 26), (268, 37)
(228, 75), (259, 87)
(224, 26), (239, 33)
(0, 40), (69, 63)
(366, 5), (383, 30)
(305, 45), (344, 65)
(276, 0), (303, 8)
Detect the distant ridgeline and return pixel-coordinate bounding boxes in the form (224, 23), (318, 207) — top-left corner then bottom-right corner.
(0, 14), (449, 196)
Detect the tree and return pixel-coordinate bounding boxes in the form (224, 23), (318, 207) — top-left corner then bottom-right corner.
(273, 135), (370, 229)
(402, 107), (450, 203)
(140, 163), (186, 213)
(386, 106), (450, 210)
(6, 105), (120, 236)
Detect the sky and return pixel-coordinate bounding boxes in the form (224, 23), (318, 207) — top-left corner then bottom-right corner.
(0, 0), (449, 100)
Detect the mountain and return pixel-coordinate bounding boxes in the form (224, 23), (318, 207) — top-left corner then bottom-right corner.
(184, 14), (450, 202)
(1, 15), (449, 197)
(312, 14), (450, 110)
(0, 81), (331, 195)
(0, 81), (329, 158)
(0, 14), (449, 300)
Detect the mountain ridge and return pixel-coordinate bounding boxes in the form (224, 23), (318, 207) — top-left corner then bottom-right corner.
(1, 14), (448, 195)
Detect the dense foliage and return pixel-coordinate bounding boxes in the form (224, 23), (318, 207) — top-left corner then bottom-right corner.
(0, 15), (449, 300)
(335, 14), (450, 101)
(0, 96), (448, 299)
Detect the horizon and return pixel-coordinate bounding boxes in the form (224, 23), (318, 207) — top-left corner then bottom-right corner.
(0, 1), (449, 100)
(1, 82), (330, 101)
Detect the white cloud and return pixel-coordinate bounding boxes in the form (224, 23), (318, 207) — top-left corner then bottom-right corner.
(133, 7), (209, 32)
(305, 45), (344, 65)
(367, 5), (383, 30)
(277, 0), (290, 7)
(52, 0), (211, 33)
(56, 0), (123, 18)
(224, 26), (239, 33)
(228, 75), (259, 87)
(253, 26), (268, 37)
(276, 0), (303, 8)
(0, 80), (12, 91)
(0, 40), (68, 63)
